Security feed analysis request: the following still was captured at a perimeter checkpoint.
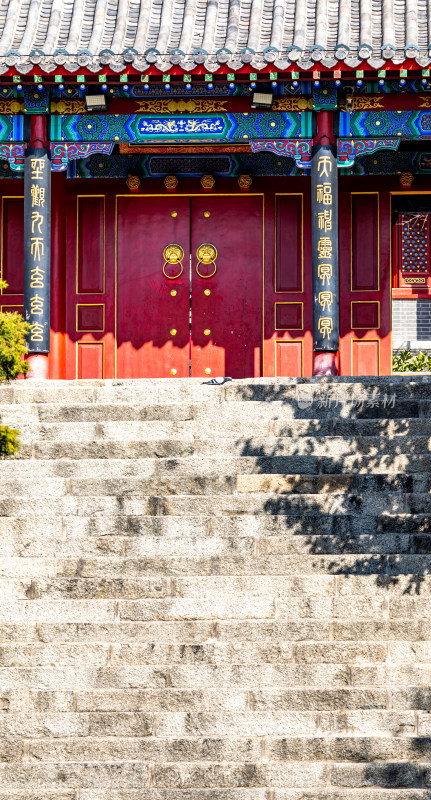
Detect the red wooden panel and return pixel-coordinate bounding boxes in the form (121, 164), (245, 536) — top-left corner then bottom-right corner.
(2, 197), (24, 294)
(276, 194), (302, 292)
(276, 341), (302, 376)
(77, 342), (104, 379)
(190, 195), (263, 379)
(339, 186), (391, 376)
(77, 196), (105, 293)
(263, 189), (313, 378)
(116, 195), (190, 379)
(352, 340), (379, 376)
(77, 304), (104, 332)
(0, 305), (23, 315)
(351, 302), (380, 330)
(351, 194), (379, 291)
(275, 302), (303, 330)
(66, 190), (115, 380)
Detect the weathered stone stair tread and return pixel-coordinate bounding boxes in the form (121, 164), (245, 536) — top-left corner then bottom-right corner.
(1, 378), (431, 798)
(3, 454), (431, 476)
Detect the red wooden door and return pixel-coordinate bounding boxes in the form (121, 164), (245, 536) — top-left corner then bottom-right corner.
(116, 195), (190, 379)
(263, 189), (313, 377)
(339, 188), (391, 376)
(190, 195), (263, 378)
(0, 193), (24, 318)
(69, 190), (263, 379)
(65, 193), (116, 379)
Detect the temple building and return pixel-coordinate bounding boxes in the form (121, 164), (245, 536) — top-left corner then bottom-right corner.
(0, 0), (431, 378)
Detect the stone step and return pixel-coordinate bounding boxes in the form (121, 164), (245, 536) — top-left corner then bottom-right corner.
(1, 512), (430, 537)
(0, 473), (430, 498)
(2, 453), (431, 476)
(2, 552), (431, 580)
(2, 527), (426, 558)
(11, 435), (431, 461)
(0, 491), (430, 516)
(1, 375), (431, 402)
(9, 417), (431, 444)
(4, 400), (431, 438)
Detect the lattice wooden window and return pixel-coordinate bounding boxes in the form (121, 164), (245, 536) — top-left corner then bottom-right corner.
(397, 213), (431, 288)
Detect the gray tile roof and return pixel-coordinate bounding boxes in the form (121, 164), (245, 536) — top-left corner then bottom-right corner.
(0, 0), (429, 75)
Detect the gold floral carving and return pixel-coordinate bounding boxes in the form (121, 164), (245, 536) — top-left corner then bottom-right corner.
(0, 100), (23, 113)
(419, 96), (431, 108)
(136, 99), (227, 114)
(51, 100), (86, 114)
(201, 174), (215, 189)
(164, 175), (178, 192)
(126, 174), (141, 192)
(238, 174), (253, 190)
(352, 96), (384, 110)
(273, 97), (313, 111)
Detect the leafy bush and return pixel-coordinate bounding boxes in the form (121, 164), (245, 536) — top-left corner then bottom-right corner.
(0, 280), (29, 381)
(0, 279), (29, 456)
(393, 349), (431, 373)
(0, 424), (21, 456)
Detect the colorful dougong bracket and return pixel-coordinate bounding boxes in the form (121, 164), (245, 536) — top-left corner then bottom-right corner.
(337, 138), (401, 168)
(0, 143), (25, 171)
(250, 139), (313, 169)
(50, 142), (114, 171)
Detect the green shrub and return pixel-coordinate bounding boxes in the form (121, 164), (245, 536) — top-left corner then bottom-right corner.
(393, 349), (431, 373)
(0, 279), (29, 456)
(0, 280), (30, 381)
(0, 424), (21, 456)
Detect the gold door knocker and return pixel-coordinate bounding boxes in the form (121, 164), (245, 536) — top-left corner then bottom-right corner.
(196, 243), (217, 279)
(163, 244), (184, 279)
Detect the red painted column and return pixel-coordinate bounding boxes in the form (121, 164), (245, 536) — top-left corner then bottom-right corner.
(25, 115), (50, 380)
(49, 171), (66, 379)
(312, 110), (339, 377)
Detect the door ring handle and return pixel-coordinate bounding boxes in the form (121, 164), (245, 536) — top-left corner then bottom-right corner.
(196, 243), (217, 279)
(163, 244), (184, 280)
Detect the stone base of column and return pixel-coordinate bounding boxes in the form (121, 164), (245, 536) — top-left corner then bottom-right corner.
(25, 354), (49, 380)
(313, 351), (339, 376)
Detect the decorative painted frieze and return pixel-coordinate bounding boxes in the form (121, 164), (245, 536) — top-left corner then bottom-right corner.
(337, 138), (400, 168)
(50, 112), (311, 144)
(50, 143), (114, 172)
(250, 139), (313, 168)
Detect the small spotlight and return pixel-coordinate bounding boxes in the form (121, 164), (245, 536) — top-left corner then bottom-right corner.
(251, 91), (273, 109)
(100, 83), (108, 92)
(58, 83), (64, 91)
(292, 80), (299, 88)
(335, 79), (342, 87)
(250, 81), (257, 89)
(85, 94), (107, 111)
(399, 78), (406, 86)
(356, 79), (363, 87)
(271, 80), (277, 88)
(185, 83), (192, 91)
(422, 77), (428, 86)
(378, 79), (385, 87)
(143, 83), (150, 91)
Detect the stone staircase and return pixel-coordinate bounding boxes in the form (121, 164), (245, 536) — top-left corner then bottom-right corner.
(1, 376), (431, 800)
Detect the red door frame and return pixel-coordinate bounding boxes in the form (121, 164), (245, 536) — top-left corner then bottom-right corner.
(61, 174), (401, 379)
(339, 177), (392, 376)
